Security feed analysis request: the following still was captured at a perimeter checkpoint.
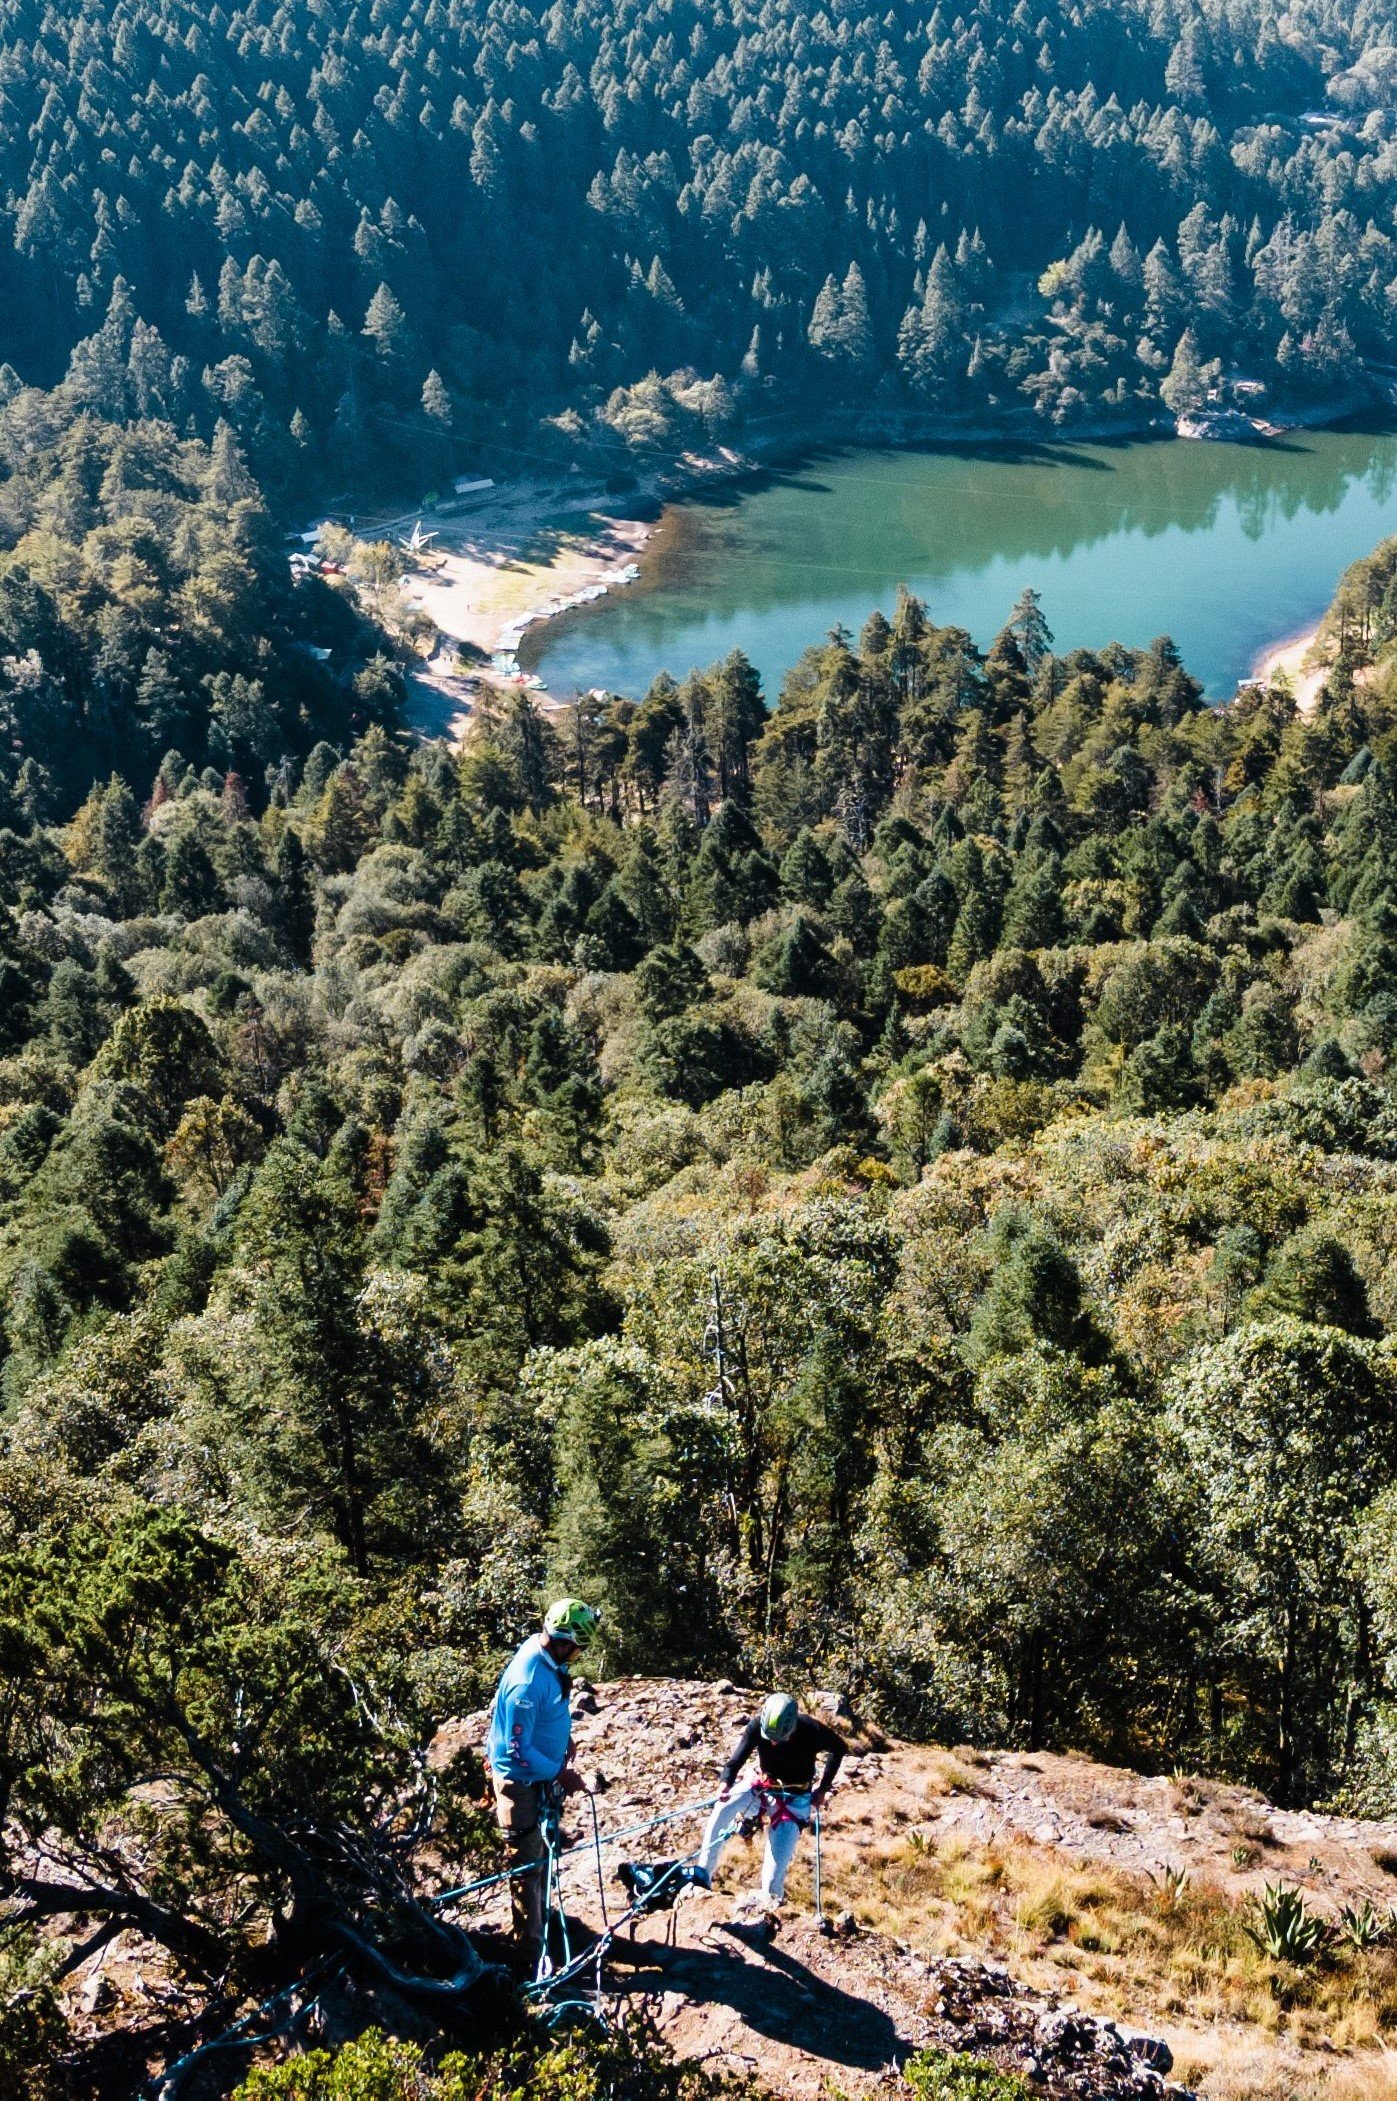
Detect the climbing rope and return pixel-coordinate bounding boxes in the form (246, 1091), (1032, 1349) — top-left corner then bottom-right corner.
(147, 1957), (339, 2098)
(533, 1796), (574, 1986)
(524, 1784), (813, 2017)
(523, 1828), (716, 2014)
(521, 1791), (774, 2022)
(430, 1792), (721, 1909)
(426, 1787), (746, 2028)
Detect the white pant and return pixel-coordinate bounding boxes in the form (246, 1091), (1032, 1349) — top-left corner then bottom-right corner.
(699, 1786), (811, 1903)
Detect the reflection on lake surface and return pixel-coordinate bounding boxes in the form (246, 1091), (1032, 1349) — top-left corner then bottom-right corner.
(528, 426), (1397, 703)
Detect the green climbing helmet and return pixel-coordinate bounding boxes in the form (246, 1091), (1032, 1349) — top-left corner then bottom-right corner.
(544, 1598), (601, 1649)
(760, 1693), (799, 1743)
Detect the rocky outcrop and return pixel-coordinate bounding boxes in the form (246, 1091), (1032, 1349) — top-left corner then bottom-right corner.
(437, 1678), (1193, 2099)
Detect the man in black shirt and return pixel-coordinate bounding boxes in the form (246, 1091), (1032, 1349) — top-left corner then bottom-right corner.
(694, 1693), (845, 1907)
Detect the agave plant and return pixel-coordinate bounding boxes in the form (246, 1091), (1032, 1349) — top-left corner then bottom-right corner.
(1335, 1899), (1390, 1952)
(1148, 1864), (1190, 1914)
(1244, 1883), (1328, 1965)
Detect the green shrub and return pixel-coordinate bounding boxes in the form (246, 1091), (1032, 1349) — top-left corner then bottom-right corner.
(236, 2027), (759, 2101)
(0, 1930), (69, 2100)
(1243, 1883), (1329, 1965)
(903, 2048), (1029, 2100)
(236, 2032), (429, 2100)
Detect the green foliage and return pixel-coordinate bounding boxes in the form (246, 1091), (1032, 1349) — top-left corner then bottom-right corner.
(903, 2047), (1029, 2100)
(235, 2027), (758, 2101)
(1243, 1883), (1329, 1965)
(1170, 1322), (1397, 1800)
(237, 2031), (432, 2100)
(0, 1930), (68, 2099)
(0, 0), (1387, 514)
(1335, 1899), (1392, 1952)
(537, 1338), (727, 1670)
(0, 396), (388, 807)
(0, 1504), (385, 1958)
(14, 520), (1397, 2090)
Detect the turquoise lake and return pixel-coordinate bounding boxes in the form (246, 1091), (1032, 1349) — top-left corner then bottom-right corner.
(526, 426), (1397, 703)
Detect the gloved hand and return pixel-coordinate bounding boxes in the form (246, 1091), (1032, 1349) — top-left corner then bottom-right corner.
(558, 1765), (587, 1796)
(811, 1787), (829, 1811)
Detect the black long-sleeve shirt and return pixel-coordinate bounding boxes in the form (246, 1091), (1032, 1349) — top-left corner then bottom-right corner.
(720, 1712), (846, 1793)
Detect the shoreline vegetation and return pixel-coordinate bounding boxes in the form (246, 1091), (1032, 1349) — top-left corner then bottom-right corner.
(373, 390), (1386, 739)
(1250, 627), (1330, 714)
(17, 364), (1397, 2098)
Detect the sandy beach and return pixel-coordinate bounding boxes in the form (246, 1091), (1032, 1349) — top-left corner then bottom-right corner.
(1250, 625), (1330, 714)
(368, 477), (658, 736)
(344, 445), (757, 738)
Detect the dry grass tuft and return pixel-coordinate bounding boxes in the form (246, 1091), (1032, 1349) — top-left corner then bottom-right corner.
(1169, 1776), (1216, 1818)
(922, 1751), (990, 1799)
(1170, 2034), (1397, 2100)
(821, 1826), (1397, 2096)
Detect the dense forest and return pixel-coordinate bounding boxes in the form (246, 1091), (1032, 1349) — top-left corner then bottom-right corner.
(10, 438), (1397, 2078)
(14, 0), (1397, 2079)
(4, 0), (1397, 494)
(0, 385), (403, 809)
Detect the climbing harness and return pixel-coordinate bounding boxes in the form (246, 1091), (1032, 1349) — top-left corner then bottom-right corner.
(751, 1778), (811, 1829)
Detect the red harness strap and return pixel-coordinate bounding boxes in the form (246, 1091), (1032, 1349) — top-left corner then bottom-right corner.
(752, 1779), (810, 1829)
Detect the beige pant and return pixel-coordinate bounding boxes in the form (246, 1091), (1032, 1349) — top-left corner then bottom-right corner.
(492, 1774), (547, 1951)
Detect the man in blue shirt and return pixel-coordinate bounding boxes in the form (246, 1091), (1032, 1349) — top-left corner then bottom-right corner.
(486, 1598), (600, 1963)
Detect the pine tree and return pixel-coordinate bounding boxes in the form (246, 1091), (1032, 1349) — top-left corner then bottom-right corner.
(807, 274), (844, 364)
(271, 826), (316, 965)
(839, 262), (875, 373)
(1143, 240), (1184, 344)
(362, 283), (410, 366)
(1007, 587), (1054, 675)
(93, 776), (143, 914)
(497, 694), (557, 813)
(898, 245), (960, 400)
(947, 883), (999, 984)
(1160, 327), (1209, 416)
(222, 1142), (442, 1573)
(206, 420), (256, 505)
(136, 649), (186, 748)
(421, 369), (452, 425)
(160, 828), (223, 918)
(708, 651), (766, 800)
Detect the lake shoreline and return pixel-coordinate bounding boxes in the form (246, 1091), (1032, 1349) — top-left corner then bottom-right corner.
(514, 392), (1389, 701)
(392, 395), (1394, 733)
(1249, 626), (1330, 714)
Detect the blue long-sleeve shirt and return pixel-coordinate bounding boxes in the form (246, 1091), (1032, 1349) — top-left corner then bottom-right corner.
(486, 1634), (573, 1783)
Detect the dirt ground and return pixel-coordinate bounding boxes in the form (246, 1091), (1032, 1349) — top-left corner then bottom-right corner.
(56, 1680), (1397, 2095)
(432, 1678), (1397, 2100)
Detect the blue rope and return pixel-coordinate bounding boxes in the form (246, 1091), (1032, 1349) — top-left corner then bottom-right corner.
(522, 1828), (719, 2003)
(145, 1957), (337, 2096)
(430, 1792), (720, 1908)
(525, 1786), (824, 2006)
